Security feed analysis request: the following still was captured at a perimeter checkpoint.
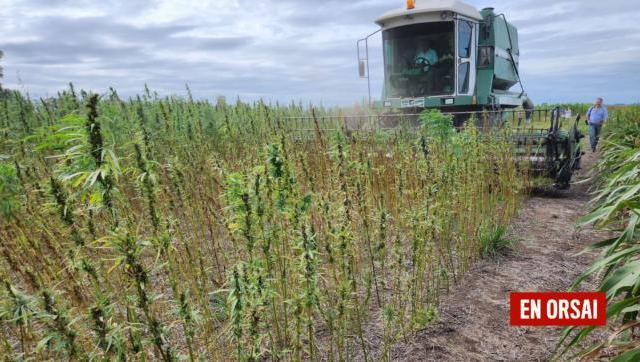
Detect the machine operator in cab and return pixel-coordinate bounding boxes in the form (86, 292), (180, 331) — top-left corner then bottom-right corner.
(415, 39), (439, 70)
(413, 38), (454, 95)
(414, 39), (439, 94)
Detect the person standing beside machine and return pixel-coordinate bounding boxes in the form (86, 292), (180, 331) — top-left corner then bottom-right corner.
(586, 97), (608, 152)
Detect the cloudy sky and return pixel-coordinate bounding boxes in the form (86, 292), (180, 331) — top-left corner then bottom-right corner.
(1, 0), (639, 105)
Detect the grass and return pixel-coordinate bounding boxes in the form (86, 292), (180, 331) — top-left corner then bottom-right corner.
(0, 84), (533, 360)
(479, 225), (515, 257)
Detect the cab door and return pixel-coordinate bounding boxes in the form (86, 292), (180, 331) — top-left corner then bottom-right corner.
(456, 18), (477, 96)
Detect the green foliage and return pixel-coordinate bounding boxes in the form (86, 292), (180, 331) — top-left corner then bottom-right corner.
(38, 290), (81, 358)
(479, 225), (513, 257)
(412, 306), (438, 328)
(557, 106), (640, 359)
(0, 86), (529, 360)
(37, 112), (120, 211)
(0, 161), (21, 219)
(0, 281), (37, 331)
(419, 109), (454, 140)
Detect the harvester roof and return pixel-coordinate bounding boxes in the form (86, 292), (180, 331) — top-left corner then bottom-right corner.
(375, 0), (482, 28)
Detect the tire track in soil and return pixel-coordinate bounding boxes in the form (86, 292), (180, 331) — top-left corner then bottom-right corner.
(389, 152), (608, 361)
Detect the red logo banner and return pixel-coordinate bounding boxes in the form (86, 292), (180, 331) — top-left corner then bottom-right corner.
(510, 292), (606, 326)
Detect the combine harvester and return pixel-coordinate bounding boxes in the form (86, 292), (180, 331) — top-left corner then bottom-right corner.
(356, 0), (584, 188)
(286, 0), (583, 188)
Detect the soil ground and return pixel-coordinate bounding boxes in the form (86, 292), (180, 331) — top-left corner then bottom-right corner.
(388, 151), (609, 361)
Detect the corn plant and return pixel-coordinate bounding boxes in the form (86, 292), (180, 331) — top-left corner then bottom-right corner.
(557, 106), (640, 360)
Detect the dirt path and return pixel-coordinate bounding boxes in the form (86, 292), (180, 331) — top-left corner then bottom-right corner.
(389, 152), (607, 361)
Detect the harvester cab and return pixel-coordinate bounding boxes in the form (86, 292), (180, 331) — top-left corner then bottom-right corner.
(358, 0), (533, 124)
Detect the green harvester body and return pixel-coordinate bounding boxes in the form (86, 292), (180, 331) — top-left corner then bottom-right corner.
(356, 0), (583, 188)
(361, 1), (531, 113)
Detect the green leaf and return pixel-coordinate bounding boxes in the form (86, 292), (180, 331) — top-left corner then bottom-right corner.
(612, 348), (640, 362)
(578, 206), (615, 226)
(600, 260), (640, 299)
(36, 335), (54, 353)
(556, 297), (640, 357)
(572, 246), (640, 289)
(575, 236), (621, 255)
(607, 297), (640, 321)
(620, 304), (640, 314)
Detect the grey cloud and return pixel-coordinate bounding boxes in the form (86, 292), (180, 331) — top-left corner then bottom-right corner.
(282, 2), (392, 27)
(1, 0), (638, 105)
(526, 60), (640, 104)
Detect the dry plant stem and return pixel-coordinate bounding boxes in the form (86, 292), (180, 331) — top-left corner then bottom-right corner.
(0, 88), (530, 360)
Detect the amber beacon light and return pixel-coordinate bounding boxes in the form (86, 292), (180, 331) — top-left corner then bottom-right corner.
(406, 0), (415, 10)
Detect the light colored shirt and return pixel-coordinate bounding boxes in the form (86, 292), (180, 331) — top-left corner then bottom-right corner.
(415, 48), (438, 66)
(587, 106), (608, 125)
